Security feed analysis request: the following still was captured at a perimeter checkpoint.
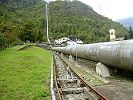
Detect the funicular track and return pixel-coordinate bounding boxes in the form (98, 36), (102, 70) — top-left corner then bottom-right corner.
(53, 52), (108, 100)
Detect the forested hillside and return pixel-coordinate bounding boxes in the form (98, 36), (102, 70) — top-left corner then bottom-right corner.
(0, 0), (129, 49)
(0, 0), (45, 49)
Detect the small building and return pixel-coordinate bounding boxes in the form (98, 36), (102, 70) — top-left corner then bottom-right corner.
(109, 29), (124, 41)
(54, 37), (83, 47)
(54, 37), (70, 45)
(66, 39), (83, 47)
(109, 29), (116, 41)
(67, 41), (77, 47)
(76, 39), (83, 44)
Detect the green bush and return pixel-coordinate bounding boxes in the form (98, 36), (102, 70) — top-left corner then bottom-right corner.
(0, 33), (8, 50)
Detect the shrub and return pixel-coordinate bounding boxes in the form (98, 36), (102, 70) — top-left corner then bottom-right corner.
(0, 33), (8, 50)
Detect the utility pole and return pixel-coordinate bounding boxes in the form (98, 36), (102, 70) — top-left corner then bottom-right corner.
(45, 0), (50, 43)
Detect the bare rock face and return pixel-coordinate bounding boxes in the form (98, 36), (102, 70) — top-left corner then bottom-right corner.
(96, 62), (110, 77)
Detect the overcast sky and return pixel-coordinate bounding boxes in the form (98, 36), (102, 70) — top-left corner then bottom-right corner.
(79, 0), (133, 21)
(47, 0), (133, 21)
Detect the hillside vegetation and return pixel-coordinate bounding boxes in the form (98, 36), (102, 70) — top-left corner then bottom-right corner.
(0, 46), (51, 99)
(0, 0), (129, 49)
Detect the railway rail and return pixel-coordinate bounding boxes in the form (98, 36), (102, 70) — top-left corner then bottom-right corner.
(53, 52), (108, 100)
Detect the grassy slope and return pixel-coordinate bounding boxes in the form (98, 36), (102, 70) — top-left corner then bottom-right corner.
(0, 46), (51, 100)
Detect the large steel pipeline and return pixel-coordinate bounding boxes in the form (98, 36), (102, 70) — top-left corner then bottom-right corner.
(52, 40), (133, 71)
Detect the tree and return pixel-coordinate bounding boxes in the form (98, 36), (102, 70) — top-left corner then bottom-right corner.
(0, 33), (7, 50)
(129, 26), (133, 39)
(19, 21), (36, 42)
(37, 30), (45, 42)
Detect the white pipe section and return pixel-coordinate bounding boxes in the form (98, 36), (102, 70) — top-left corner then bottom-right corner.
(52, 40), (133, 71)
(45, 2), (50, 43)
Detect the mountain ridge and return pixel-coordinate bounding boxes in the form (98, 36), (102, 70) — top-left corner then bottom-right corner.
(0, 0), (129, 45)
(118, 16), (133, 26)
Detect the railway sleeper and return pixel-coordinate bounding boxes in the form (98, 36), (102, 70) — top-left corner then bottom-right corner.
(57, 78), (78, 82)
(61, 87), (85, 95)
(61, 87), (97, 100)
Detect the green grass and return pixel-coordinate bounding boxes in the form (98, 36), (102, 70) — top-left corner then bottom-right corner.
(62, 56), (104, 86)
(69, 64), (103, 85)
(0, 46), (51, 100)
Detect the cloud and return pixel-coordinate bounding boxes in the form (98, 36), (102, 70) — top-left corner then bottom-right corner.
(80, 0), (133, 20)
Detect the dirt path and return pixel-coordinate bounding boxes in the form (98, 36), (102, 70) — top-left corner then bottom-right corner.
(95, 81), (133, 100)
